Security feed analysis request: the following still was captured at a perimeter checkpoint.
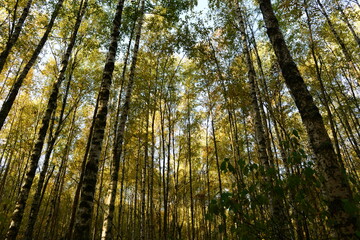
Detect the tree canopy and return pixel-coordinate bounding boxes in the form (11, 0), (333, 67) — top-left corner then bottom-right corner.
(0, 0), (359, 239)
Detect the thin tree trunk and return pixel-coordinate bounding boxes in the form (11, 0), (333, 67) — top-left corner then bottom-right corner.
(140, 111), (149, 240)
(141, 83), (153, 240)
(47, 109), (77, 239)
(8, 0), (20, 35)
(116, 148), (127, 240)
(159, 83), (167, 240)
(336, 0), (360, 47)
(132, 138), (141, 240)
(204, 114), (212, 240)
(316, 0), (355, 65)
(114, 19), (136, 240)
(93, 132), (110, 240)
(258, 0), (358, 238)
(207, 42), (241, 182)
(186, 92), (195, 240)
(236, 3), (290, 238)
(0, 113), (18, 201)
(149, 107), (156, 240)
(4, 2), (66, 239)
(101, 1), (144, 239)
(22, 2), (87, 239)
(304, 0), (343, 164)
(210, 116), (227, 239)
(67, 99), (97, 240)
(0, 0), (64, 131)
(67, 72), (101, 240)
(0, 0), (33, 74)
(72, 0), (125, 239)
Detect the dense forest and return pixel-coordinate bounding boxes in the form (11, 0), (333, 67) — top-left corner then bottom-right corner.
(0, 0), (359, 239)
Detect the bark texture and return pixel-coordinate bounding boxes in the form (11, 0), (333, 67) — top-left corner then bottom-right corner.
(67, 91), (99, 240)
(22, 1), (87, 239)
(4, 1), (65, 240)
(72, 0), (125, 239)
(101, 0), (144, 239)
(235, 3), (289, 238)
(258, 0), (357, 238)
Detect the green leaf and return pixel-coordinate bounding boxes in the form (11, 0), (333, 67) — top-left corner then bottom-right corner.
(288, 174), (301, 187)
(228, 162), (236, 174)
(342, 199), (359, 216)
(219, 224), (226, 233)
(282, 140), (290, 150)
(291, 151), (302, 164)
(243, 165), (250, 176)
(304, 167), (315, 179)
(257, 194), (268, 205)
(249, 184), (256, 193)
(238, 159), (246, 169)
(267, 167), (277, 177)
(292, 129), (299, 138)
(205, 212), (213, 221)
(220, 160), (227, 172)
(274, 185), (284, 196)
(241, 189), (249, 197)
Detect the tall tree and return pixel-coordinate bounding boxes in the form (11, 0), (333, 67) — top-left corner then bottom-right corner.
(235, 2), (290, 238)
(72, 0), (125, 239)
(3, 1), (66, 239)
(257, 0), (358, 238)
(0, 0), (33, 74)
(0, 1), (359, 239)
(0, 0), (64, 131)
(22, 1), (88, 239)
(101, 0), (144, 238)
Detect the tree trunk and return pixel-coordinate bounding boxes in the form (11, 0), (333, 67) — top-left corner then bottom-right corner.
(316, 0), (355, 66)
(149, 107), (156, 240)
(304, 0), (343, 164)
(132, 138), (141, 240)
(72, 0), (125, 239)
(22, 2), (87, 239)
(3, 2), (66, 239)
(258, 0), (358, 238)
(140, 110), (149, 240)
(101, 1), (144, 239)
(67, 72), (101, 240)
(336, 0), (360, 48)
(0, 0), (33, 74)
(236, 3), (290, 238)
(0, 0), (64, 131)
(93, 132), (110, 240)
(186, 92), (195, 240)
(204, 114), (212, 240)
(114, 21), (135, 238)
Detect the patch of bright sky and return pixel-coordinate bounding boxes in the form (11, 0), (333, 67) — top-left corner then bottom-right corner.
(179, 0), (211, 25)
(195, 0), (209, 11)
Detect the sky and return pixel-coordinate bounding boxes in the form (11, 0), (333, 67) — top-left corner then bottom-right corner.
(195, 0), (209, 11)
